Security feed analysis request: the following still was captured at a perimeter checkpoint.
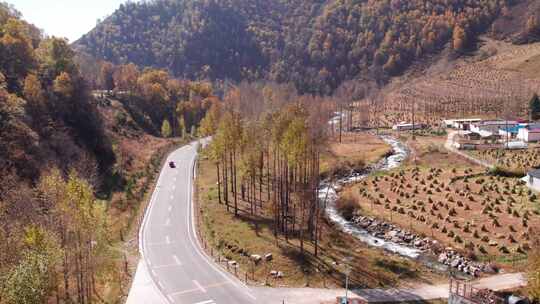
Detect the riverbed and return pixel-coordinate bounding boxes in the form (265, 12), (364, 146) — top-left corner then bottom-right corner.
(319, 136), (423, 258)
(320, 135), (491, 276)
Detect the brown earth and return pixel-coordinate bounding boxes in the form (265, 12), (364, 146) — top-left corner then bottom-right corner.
(342, 135), (538, 271)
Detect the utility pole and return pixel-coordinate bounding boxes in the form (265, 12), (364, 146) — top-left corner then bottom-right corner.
(342, 257), (352, 304)
(412, 94), (416, 141)
(339, 103), (343, 143)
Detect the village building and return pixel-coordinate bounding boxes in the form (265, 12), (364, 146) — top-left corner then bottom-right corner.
(524, 169), (540, 192)
(443, 118), (482, 130)
(392, 123), (427, 131)
(498, 126), (520, 139)
(517, 127), (540, 142)
(470, 120), (518, 134)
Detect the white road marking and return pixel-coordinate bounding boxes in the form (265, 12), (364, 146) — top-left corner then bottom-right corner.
(173, 255), (181, 265)
(167, 295), (175, 303)
(168, 205), (172, 212)
(165, 218), (171, 226)
(152, 263), (183, 269)
(170, 195), (174, 200)
(193, 280), (207, 293)
(193, 300), (215, 304)
(173, 184), (176, 190)
(147, 241), (176, 246)
(166, 236), (171, 244)
(151, 269), (157, 276)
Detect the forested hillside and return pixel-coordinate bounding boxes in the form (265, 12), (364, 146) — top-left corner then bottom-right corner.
(0, 3), (113, 183)
(76, 0), (525, 94)
(0, 3), (217, 302)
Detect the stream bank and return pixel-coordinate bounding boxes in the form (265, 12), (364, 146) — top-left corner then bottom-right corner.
(320, 135), (495, 277)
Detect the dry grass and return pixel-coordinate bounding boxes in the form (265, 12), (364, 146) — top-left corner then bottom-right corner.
(372, 41), (540, 128)
(320, 132), (392, 177)
(196, 156), (445, 289)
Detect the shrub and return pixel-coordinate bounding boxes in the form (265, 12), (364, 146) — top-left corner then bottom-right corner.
(336, 195), (359, 221)
(478, 245), (487, 254)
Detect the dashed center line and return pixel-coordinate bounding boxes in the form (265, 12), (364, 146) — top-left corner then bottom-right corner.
(165, 218), (171, 226)
(165, 236), (171, 244)
(173, 255), (181, 265)
(152, 263), (183, 269)
(194, 300), (215, 304)
(168, 205), (172, 212)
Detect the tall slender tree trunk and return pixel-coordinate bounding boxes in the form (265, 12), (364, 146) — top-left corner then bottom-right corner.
(216, 162), (222, 204)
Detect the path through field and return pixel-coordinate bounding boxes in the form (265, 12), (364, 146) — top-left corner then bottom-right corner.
(444, 131), (494, 169)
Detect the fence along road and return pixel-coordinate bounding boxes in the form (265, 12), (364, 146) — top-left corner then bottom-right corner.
(127, 140), (257, 304)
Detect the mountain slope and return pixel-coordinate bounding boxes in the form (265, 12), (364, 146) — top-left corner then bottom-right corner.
(76, 0), (517, 94)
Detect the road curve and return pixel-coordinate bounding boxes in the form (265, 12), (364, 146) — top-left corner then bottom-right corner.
(127, 141), (257, 304)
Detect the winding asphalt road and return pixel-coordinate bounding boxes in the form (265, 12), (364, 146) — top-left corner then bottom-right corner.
(127, 141), (257, 304)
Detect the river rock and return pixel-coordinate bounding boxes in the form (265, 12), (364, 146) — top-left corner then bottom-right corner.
(450, 258), (461, 268)
(250, 254), (262, 263)
(438, 253), (447, 263)
(264, 253), (273, 261)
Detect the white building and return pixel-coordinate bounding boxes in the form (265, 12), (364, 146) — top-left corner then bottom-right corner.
(442, 118), (481, 130)
(524, 169), (540, 192)
(392, 123), (426, 131)
(504, 141), (528, 150)
(518, 128), (540, 142)
(470, 120), (518, 134)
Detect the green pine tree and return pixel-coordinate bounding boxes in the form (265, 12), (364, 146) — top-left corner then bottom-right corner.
(161, 119), (172, 138)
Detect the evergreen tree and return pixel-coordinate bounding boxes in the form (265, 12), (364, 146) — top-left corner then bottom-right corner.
(161, 119), (172, 138)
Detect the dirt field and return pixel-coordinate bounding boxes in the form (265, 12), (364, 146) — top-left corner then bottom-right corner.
(375, 40), (540, 127)
(468, 147), (540, 175)
(320, 132), (392, 177)
(196, 154), (446, 290)
(343, 135), (539, 267)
